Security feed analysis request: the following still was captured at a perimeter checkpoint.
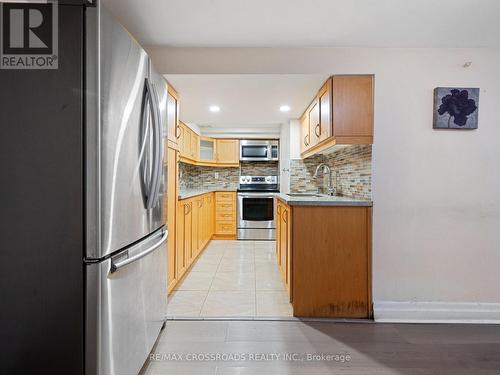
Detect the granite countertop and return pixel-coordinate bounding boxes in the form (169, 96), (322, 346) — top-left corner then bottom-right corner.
(178, 188), (237, 200)
(275, 192), (372, 207)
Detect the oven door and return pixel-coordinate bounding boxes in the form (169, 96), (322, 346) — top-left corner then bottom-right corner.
(237, 193), (276, 229)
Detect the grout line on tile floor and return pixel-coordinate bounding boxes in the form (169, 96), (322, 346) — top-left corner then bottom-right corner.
(199, 244), (225, 316)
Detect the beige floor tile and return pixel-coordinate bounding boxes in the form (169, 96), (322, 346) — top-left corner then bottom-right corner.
(211, 272), (256, 291)
(255, 262), (281, 274)
(196, 253), (224, 264)
(256, 273), (285, 291)
(203, 247), (228, 254)
(168, 239), (292, 317)
(223, 248), (255, 258)
(219, 255), (254, 264)
(254, 246), (275, 254)
(254, 253), (278, 264)
(166, 291), (207, 316)
(190, 261), (220, 273)
(203, 245), (227, 253)
(175, 272), (215, 291)
(256, 291), (293, 317)
(201, 291), (256, 316)
(254, 241), (275, 249)
(220, 240), (254, 247)
(217, 260), (255, 273)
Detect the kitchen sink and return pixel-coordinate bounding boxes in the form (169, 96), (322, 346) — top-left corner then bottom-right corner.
(286, 193), (325, 197)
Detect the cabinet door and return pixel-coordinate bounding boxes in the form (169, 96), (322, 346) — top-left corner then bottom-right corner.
(216, 139), (239, 164)
(167, 90), (179, 144)
(280, 207), (287, 282)
(197, 197), (204, 253)
(318, 79), (332, 142)
(191, 131), (199, 160)
(191, 198), (200, 261)
(200, 137), (216, 162)
(167, 148), (178, 292)
(332, 75), (374, 140)
(184, 202), (193, 266)
(178, 123), (190, 157)
(300, 112), (310, 153)
(284, 206), (291, 292)
(210, 193), (215, 237)
(176, 202), (187, 279)
(185, 128), (192, 158)
(308, 99), (320, 147)
(276, 202), (282, 266)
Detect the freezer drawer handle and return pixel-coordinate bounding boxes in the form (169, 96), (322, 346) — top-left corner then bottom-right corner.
(110, 229), (168, 273)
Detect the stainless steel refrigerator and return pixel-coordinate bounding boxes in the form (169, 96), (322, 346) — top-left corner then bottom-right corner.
(84, 3), (168, 375)
(0, 2), (168, 374)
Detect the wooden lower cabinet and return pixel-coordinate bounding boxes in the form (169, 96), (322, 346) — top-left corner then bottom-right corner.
(170, 192), (217, 293)
(276, 200), (292, 300)
(176, 200), (190, 281)
(281, 199), (372, 318)
(192, 196), (201, 260)
(214, 192), (236, 239)
(167, 147), (179, 293)
(276, 197), (372, 318)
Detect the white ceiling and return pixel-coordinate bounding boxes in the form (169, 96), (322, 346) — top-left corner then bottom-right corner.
(165, 74), (327, 129)
(103, 0), (500, 47)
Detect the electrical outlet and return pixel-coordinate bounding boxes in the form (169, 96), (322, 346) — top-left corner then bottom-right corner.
(215, 172), (219, 179)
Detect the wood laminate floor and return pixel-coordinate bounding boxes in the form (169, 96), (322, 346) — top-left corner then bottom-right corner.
(141, 320), (500, 374)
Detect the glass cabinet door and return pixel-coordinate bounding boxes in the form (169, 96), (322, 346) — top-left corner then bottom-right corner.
(200, 138), (215, 161)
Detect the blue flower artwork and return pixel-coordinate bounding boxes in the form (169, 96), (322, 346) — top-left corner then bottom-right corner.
(433, 87), (479, 129)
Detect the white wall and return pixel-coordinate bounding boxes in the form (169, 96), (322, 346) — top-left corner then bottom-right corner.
(150, 47), (500, 318)
(279, 122), (291, 193)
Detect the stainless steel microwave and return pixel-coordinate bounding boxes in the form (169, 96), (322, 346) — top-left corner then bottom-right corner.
(240, 140), (279, 161)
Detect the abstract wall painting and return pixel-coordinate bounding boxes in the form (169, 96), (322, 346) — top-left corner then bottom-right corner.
(433, 87), (479, 129)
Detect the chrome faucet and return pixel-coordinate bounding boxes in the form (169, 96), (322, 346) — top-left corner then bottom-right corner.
(313, 163), (336, 196)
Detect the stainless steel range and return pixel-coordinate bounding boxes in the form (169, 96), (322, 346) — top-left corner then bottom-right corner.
(237, 176), (279, 240)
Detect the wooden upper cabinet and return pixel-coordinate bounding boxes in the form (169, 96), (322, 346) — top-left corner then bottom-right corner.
(318, 79), (332, 142)
(300, 75), (374, 158)
(332, 75), (374, 142)
(199, 137), (216, 162)
(300, 111), (310, 153)
(178, 122), (189, 157)
(308, 99), (320, 147)
(190, 131), (199, 160)
(166, 86), (180, 145)
(178, 122), (200, 161)
(216, 139), (239, 164)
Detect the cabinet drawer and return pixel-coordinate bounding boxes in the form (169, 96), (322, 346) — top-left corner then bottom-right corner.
(216, 202), (234, 212)
(216, 211), (234, 221)
(216, 221), (235, 234)
(215, 192), (235, 202)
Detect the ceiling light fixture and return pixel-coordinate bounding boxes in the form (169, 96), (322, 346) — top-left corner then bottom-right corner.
(209, 105), (220, 112)
(280, 105), (291, 112)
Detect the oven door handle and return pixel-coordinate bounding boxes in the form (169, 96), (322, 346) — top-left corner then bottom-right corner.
(237, 193), (277, 198)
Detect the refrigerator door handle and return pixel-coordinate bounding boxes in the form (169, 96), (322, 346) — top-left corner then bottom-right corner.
(110, 229), (168, 273)
(149, 82), (163, 209)
(141, 78), (160, 209)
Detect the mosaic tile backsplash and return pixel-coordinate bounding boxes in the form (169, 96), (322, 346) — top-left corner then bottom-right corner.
(179, 161), (279, 191)
(179, 163), (239, 190)
(290, 145), (372, 200)
(240, 161), (279, 177)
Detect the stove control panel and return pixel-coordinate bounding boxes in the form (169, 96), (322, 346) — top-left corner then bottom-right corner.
(239, 176), (278, 185)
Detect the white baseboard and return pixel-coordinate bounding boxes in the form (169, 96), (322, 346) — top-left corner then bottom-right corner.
(374, 301), (500, 324)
